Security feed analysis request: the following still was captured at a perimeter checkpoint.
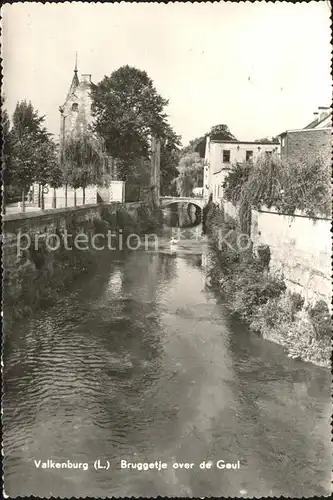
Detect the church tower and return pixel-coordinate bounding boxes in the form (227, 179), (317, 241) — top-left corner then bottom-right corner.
(58, 56), (119, 191)
(59, 55), (94, 145)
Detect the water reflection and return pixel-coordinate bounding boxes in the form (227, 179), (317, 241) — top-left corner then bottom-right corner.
(3, 245), (331, 498)
(163, 202), (201, 228)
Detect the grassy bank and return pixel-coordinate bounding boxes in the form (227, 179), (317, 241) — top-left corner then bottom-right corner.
(4, 203), (163, 326)
(206, 205), (331, 368)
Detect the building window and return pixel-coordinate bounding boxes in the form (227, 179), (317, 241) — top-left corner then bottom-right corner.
(265, 151), (273, 158)
(223, 150), (230, 163)
(72, 103), (79, 112)
(281, 137), (285, 147)
(246, 150), (253, 161)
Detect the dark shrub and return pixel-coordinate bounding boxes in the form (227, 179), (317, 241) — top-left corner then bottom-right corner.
(231, 266), (286, 320)
(257, 244), (271, 268)
(308, 300), (331, 339)
(93, 218), (109, 234)
(289, 292), (305, 314)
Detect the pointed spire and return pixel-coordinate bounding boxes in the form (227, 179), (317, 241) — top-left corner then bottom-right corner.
(74, 51), (78, 74)
(67, 53), (79, 98)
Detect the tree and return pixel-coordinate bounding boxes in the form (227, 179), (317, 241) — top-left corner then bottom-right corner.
(9, 134), (61, 211)
(175, 152), (204, 197)
(9, 133), (37, 211)
(254, 136), (279, 143)
(160, 124), (181, 195)
(91, 65), (179, 193)
(35, 140), (63, 209)
(223, 161), (252, 205)
(63, 134), (105, 205)
(2, 100), (15, 207)
(6, 100), (56, 211)
(181, 135), (206, 156)
(181, 124), (237, 158)
(209, 124), (237, 141)
(12, 100), (50, 142)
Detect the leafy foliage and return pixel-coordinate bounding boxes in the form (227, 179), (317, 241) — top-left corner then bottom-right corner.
(307, 300), (331, 340)
(175, 152), (203, 196)
(91, 65), (180, 194)
(206, 204), (330, 366)
(231, 267), (286, 319)
(12, 100), (50, 142)
(254, 136), (279, 143)
(62, 134), (105, 190)
(182, 124), (237, 157)
(181, 135), (206, 156)
(160, 124), (181, 195)
(276, 156), (331, 218)
(4, 100), (61, 206)
(223, 161), (251, 204)
(223, 152), (331, 218)
(209, 124), (237, 141)
(2, 103), (18, 202)
(35, 140), (63, 188)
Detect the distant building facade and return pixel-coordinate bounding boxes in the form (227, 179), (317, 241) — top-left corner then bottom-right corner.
(192, 186), (203, 197)
(279, 106), (332, 167)
(198, 136), (280, 204)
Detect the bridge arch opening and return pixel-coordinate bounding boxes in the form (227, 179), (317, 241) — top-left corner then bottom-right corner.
(161, 201), (202, 228)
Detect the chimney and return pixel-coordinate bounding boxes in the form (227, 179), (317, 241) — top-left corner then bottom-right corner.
(318, 106), (330, 121)
(81, 74), (92, 84)
(313, 111), (319, 122)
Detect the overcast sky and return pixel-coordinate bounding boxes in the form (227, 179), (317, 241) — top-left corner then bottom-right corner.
(2, 1), (331, 145)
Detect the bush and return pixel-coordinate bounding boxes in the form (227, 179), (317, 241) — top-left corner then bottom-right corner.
(222, 153), (331, 219)
(289, 292), (305, 314)
(230, 267), (286, 320)
(93, 218), (110, 234)
(257, 244), (271, 268)
(250, 292), (300, 335)
(308, 300), (331, 340)
(205, 209), (330, 366)
(100, 206), (117, 228)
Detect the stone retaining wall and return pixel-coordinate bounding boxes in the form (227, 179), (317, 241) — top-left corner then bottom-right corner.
(251, 208), (331, 304)
(3, 201), (158, 323)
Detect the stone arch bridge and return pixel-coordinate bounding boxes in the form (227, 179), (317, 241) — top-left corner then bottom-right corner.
(159, 196), (205, 210)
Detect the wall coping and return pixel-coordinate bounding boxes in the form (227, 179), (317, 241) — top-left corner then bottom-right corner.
(252, 207), (331, 222)
(3, 203), (119, 222)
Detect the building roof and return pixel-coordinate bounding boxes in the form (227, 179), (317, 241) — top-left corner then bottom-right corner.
(195, 137), (279, 158)
(304, 109), (332, 129)
(66, 68), (79, 100)
(208, 139), (280, 145)
(279, 109), (332, 138)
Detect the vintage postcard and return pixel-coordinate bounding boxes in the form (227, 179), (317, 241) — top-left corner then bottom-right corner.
(2, 1), (332, 498)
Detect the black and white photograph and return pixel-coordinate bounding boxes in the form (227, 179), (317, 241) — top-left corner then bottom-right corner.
(2, 1), (332, 498)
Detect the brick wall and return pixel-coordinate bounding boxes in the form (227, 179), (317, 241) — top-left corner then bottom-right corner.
(284, 128), (331, 166)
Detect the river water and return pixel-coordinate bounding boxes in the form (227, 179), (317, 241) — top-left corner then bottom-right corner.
(4, 226), (331, 498)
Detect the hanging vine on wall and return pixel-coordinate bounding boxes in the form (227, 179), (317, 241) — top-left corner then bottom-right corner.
(223, 153), (331, 219)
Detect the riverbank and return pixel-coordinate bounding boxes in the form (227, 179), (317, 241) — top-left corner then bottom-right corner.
(4, 202), (163, 326)
(205, 205), (331, 368)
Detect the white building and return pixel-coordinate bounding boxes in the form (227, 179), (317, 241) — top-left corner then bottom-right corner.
(192, 186), (203, 197)
(198, 136), (280, 205)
